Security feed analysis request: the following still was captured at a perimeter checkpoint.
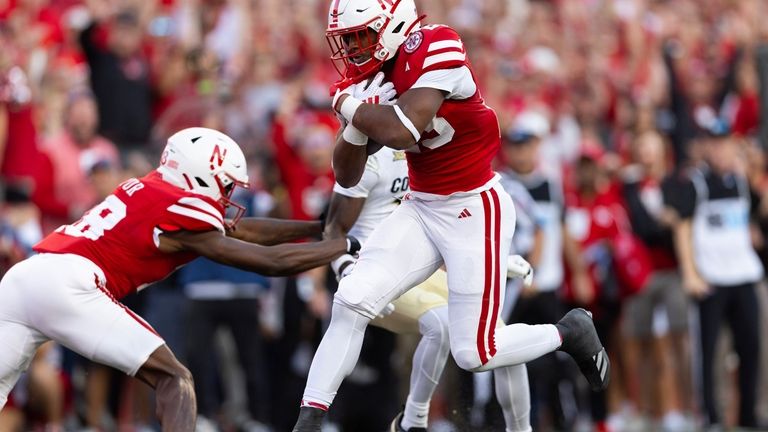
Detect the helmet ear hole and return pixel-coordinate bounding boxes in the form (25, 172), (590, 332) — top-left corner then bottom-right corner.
(392, 22), (404, 33)
(194, 177), (209, 187)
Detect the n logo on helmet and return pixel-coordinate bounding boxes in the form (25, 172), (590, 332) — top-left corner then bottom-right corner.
(209, 145), (228, 170)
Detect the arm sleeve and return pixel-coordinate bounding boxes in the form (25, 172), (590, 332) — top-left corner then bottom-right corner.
(412, 66), (477, 100)
(160, 196), (226, 234)
(421, 26), (467, 73)
(332, 156), (380, 199)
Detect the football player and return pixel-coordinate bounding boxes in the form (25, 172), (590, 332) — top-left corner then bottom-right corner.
(293, 1), (610, 431)
(0, 127), (360, 431)
(324, 144), (535, 431)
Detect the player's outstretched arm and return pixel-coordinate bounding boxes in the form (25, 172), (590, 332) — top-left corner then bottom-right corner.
(227, 218), (322, 245)
(159, 230), (358, 276)
(336, 87), (446, 151)
(324, 192), (366, 238)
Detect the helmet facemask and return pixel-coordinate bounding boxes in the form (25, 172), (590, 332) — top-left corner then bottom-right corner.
(215, 172), (249, 229)
(326, 19), (385, 88)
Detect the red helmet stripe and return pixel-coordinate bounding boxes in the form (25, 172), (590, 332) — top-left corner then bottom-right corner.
(329, 0), (342, 28)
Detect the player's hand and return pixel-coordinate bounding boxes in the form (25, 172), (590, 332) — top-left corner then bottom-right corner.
(331, 254), (357, 281)
(507, 255), (533, 287)
(352, 72), (397, 105)
(377, 302), (395, 318)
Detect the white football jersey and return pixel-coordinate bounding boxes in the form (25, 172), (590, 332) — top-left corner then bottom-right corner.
(333, 148), (409, 244)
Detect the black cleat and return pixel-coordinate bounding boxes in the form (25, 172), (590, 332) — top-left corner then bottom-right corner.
(389, 411), (427, 432)
(292, 406), (325, 432)
(556, 308), (610, 391)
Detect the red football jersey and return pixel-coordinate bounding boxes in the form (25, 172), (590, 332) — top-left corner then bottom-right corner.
(378, 24), (500, 195)
(34, 171), (225, 299)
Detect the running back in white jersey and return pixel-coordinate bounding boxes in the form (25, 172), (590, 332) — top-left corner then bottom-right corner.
(332, 148), (409, 244)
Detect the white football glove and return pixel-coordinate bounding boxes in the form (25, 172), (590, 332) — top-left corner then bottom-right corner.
(377, 302), (396, 319)
(507, 255), (534, 287)
(352, 72), (397, 105)
(332, 72), (396, 112)
(331, 254), (357, 282)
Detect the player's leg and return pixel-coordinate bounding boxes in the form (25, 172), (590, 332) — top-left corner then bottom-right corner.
(377, 271), (451, 432)
(295, 202), (443, 431)
(0, 259), (51, 410)
(134, 345), (196, 431)
(17, 254), (186, 429)
(428, 185), (560, 369)
(434, 184), (609, 390)
(494, 364), (531, 432)
(0, 321), (47, 411)
(489, 318), (532, 432)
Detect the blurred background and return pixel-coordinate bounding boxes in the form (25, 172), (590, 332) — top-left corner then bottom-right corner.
(2, 0), (768, 431)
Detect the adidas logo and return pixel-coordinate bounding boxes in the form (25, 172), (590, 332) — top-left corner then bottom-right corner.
(593, 349), (608, 382)
(458, 208), (472, 219)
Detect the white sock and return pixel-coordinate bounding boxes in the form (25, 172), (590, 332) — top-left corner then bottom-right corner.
(494, 364), (532, 432)
(401, 397), (430, 430)
(301, 302), (370, 408)
(401, 306), (451, 429)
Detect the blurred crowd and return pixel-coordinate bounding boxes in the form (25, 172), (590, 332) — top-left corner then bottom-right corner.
(2, 0), (768, 430)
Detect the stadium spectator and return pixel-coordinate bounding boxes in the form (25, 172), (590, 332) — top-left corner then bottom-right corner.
(668, 127), (764, 429)
(38, 89), (120, 233)
(621, 130), (693, 430)
(79, 2), (153, 151)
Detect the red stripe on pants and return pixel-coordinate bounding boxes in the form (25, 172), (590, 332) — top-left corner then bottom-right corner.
(95, 275), (161, 338)
(488, 188), (502, 358)
(477, 191), (493, 365)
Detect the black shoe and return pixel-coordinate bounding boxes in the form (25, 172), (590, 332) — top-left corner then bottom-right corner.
(389, 411), (427, 432)
(292, 406), (325, 432)
(555, 308), (610, 391)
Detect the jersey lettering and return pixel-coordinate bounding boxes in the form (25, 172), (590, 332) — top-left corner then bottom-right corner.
(60, 195), (127, 241)
(390, 176), (409, 193)
(121, 178), (144, 197)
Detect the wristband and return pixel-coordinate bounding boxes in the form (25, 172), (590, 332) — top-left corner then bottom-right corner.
(345, 235), (361, 255)
(393, 105), (421, 142)
(342, 124), (368, 146)
(339, 95), (364, 123)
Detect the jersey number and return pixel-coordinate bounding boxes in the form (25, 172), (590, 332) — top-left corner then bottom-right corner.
(407, 117), (455, 152)
(60, 195), (127, 240)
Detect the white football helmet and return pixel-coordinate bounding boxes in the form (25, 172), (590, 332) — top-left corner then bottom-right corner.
(326, 0), (422, 89)
(157, 127), (250, 226)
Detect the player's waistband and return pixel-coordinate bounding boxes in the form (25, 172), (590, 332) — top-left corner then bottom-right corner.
(406, 173), (500, 202)
(32, 252), (107, 286)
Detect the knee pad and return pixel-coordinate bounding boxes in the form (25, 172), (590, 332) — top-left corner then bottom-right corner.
(333, 275), (381, 319)
(452, 346), (484, 371)
(418, 306), (450, 350)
